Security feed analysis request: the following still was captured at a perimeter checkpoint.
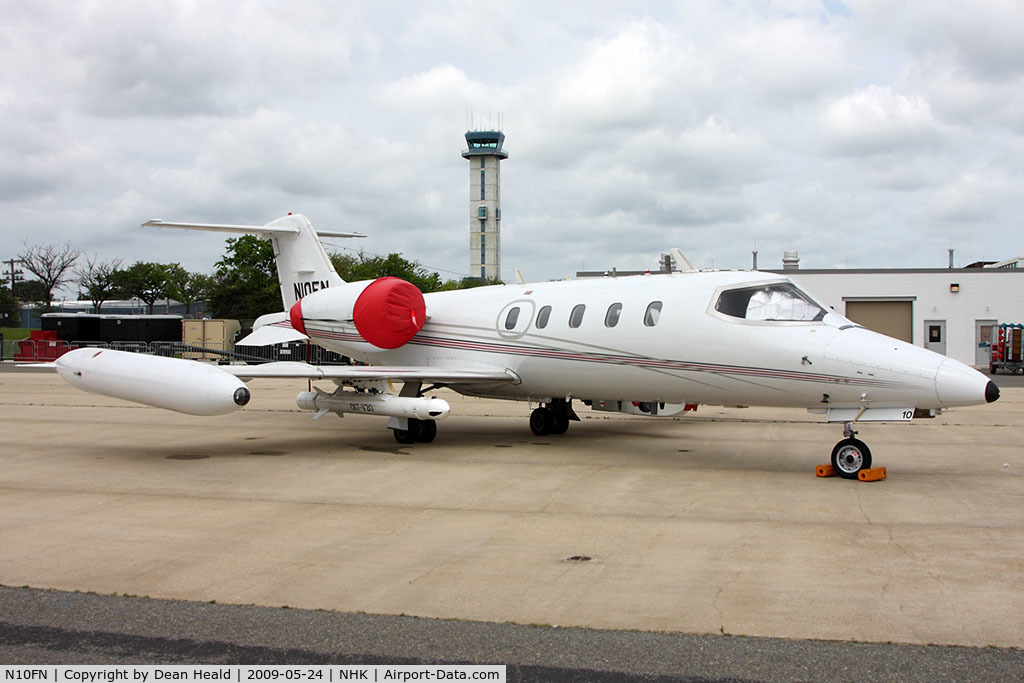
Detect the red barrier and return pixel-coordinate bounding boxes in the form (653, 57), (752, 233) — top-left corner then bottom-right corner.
(13, 330), (73, 361)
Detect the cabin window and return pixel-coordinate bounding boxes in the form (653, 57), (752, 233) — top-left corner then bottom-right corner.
(504, 307), (520, 330)
(605, 303), (622, 327)
(644, 301), (663, 327)
(569, 304), (586, 328)
(715, 283), (825, 322)
(536, 305), (551, 329)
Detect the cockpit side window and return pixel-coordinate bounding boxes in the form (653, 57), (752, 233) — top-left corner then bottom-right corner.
(715, 283), (825, 322)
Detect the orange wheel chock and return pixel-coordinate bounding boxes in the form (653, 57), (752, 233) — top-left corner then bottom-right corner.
(858, 466), (887, 482)
(816, 464), (836, 477)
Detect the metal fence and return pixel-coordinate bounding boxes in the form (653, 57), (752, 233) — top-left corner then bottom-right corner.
(2, 339), (350, 365)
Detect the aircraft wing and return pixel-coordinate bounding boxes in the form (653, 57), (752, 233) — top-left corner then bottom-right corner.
(223, 362), (517, 384)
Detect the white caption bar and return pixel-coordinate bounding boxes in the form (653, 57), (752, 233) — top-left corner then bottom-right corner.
(0, 666), (506, 683)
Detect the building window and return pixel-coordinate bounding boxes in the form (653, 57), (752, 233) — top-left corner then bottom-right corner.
(480, 157), (485, 168)
(569, 304), (586, 328)
(605, 303), (622, 327)
(480, 170), (485, 200)
(644, 301), (663, 327)
(480, 219), (486, 233)
(536, 305), (552, 329)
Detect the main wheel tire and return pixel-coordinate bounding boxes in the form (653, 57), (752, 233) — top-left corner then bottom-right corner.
(416, 419), (437, 443)
(551, 414), (570, 435)
(530, 407), (552, 436)
(831, 437), (872, 479)
(393, 427), (416, 444)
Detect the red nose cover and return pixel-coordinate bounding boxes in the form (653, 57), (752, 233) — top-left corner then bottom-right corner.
(353, 277), (426, 349)
(289, 299), (306, 336)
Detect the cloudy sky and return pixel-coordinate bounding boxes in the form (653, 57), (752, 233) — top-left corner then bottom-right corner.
(3, 0), (1024, 295)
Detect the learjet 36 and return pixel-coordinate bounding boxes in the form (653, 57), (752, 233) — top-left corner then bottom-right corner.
(52, 214), (1000, 478)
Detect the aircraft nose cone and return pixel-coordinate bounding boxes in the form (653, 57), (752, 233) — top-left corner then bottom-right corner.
(935, 358), (994, 407)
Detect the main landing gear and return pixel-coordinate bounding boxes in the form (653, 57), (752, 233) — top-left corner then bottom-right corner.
(830, 422), (872, 479)
(393, 418), (437, 444)
(391, 380), (439, 445)
(530, 398), (579, 436)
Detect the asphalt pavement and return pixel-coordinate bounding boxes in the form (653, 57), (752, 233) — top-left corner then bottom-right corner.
(1, 586), (1021, 681)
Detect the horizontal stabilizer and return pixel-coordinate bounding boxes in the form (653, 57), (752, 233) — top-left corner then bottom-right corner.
(235, 325), (308, 347)
(143, 219), (365, 239)
(236, 312), (308, 346)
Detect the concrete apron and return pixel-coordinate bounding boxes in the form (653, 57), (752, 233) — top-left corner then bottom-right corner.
(0, 371), (1021, 647)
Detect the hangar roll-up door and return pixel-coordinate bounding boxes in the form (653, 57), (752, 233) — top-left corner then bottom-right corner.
(844, 300), (913, 343)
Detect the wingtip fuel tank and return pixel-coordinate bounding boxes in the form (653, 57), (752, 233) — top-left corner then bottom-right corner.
(55, 348), (250, 416)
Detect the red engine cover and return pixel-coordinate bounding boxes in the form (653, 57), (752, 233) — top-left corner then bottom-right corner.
(353, 277), (426, 349)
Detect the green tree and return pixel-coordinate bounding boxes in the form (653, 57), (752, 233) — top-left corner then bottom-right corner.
(75, 255), (123, 313)
(435, 276), (502, 291)
(330, 251), (446, 292)
(164, 265), (213, 315)
(113, 262), (171, 314)
(0, 285), (19, 326)
(208, 235), (280, 319)
(13, 279), (48, 305)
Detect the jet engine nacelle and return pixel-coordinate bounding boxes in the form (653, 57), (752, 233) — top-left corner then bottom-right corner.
(289, 277), (426, 350)
(54, 348), (251, 416)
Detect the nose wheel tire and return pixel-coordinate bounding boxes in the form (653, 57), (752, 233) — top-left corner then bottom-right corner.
(831, 437), (872, 479)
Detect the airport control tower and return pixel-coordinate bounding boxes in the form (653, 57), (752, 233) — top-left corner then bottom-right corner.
(462, 130), (507, 281)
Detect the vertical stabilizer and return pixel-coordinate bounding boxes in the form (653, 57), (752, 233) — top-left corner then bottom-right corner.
(144, 214), (365, 311)
(264, 214), (345, 309)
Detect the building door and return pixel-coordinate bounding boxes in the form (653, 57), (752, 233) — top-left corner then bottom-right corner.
(925, 320), (946, 355)
(976, 319), (998, 368)
(844, 300), (913, 343)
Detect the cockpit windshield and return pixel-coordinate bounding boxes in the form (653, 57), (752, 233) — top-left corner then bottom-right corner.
(714, 283), (826, 322)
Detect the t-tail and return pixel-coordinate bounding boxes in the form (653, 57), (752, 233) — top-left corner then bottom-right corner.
(143, 214), (364, 310)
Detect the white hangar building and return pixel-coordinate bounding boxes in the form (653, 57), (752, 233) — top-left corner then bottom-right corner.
(768, 254), (1024, 369)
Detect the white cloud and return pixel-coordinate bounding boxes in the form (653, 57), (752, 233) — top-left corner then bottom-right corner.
(3, 0), (1024, 291)
(821, 85), (941, 155)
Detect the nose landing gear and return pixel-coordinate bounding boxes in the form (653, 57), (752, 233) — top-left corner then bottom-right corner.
(831, 422), (872, 479)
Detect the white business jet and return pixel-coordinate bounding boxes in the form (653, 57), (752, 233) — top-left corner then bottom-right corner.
(53, 214), (999, 479)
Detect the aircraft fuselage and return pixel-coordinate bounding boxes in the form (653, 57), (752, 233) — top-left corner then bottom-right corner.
(299, 270), (993, 413)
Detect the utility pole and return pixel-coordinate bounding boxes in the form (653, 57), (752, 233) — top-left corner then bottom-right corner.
(2, 258), (23, 291)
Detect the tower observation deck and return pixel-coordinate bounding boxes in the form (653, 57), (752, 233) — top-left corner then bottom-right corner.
(462, 131), (507, 281)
